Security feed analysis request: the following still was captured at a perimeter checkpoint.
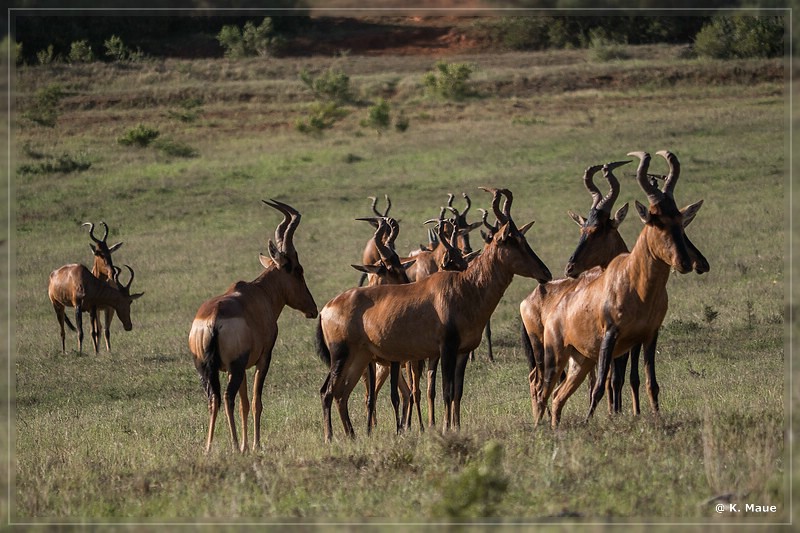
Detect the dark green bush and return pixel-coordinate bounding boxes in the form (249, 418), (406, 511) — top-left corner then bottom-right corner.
(423, 61), (475, 101)
(118, 124), (160, 147)
(295, 102), (348, 136)
(694, 16), (785, 59)
(68, 40), (94, 63)
(299, 67), (351, 104)
(154, 138), (198, 158)
(23, 83), (64, 127)
(217, 17), (284, 58)
(18, 152), (91, 175)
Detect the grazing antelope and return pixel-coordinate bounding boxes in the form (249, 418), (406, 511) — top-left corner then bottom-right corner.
(316, 188), (552, 442)
(82, 221), (124, 353)
(188, 199), (318, 453)
(48, 264), (142, 353)
(535, 151), (709, 429)
(520, 160), (633, 420)
(357, 195), (392, 287)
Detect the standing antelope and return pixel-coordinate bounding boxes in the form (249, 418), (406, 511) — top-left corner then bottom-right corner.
(48, 264), (142, 353)
(316, 188), (552, 442)
(82, 221), (124, 353)
(535, 151), (709, 428)
(357, 195), (392, 287)
(188, 199), (318, 453)
(521, 160), (632, 420)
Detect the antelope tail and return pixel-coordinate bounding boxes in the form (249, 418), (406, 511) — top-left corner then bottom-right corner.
(197, 326), (221, 404)
(64, 315), (77, 332)
(315, 317), (331, 367)
(520, 322), (536, 373)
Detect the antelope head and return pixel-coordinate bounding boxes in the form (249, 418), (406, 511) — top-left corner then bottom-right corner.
(479, 187), (552, 283)
(111, 265), (144, 331)
(445, 192), (483, 254)
(83, 221), (123, 280)
(629, 151), (708, 275)
(260, 199), (318, 318)
(564, 160), (631, 278)
(425, 208), (477, 272)
(352, 217), (415, 284)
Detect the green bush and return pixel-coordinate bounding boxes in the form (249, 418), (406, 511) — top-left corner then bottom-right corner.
(423, 61), (475, 101)
(360, 98), (391, 134)
(154, 138), (198, 158)
(295, 101), (348, 136)
(18, 152), (91, 175)
(694, 16), (785, 59)
(68, 40), (94, 63)
(217, 17), (283, 58)
(470, 16), (552, 51)
(587, 27), (631, 62)
(117, 124), (160, 147)
(104, 35), (144, 62)
(433, 441), (509, 518)
(36, 44), (56, 65)
(299, 67), (351, 104)
(23, 83), (64, 127)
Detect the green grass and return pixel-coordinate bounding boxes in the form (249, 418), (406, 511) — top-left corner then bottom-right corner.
(9, 42), (791, 525)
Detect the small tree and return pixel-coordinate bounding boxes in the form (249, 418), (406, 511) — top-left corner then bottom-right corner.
(360, 98), (391, 135)
(299, 67), (351, 104)
(217, 17), (283, 58)
(694, 16), (785, 59)
(68, 40), (94, 63)
(423, 61), (475, 100)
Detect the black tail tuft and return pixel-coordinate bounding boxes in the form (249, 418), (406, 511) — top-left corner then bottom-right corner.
(315, 317), (331, 367)
(520, 322), (536, 373)
(197, 327), (221, 403)
(64, 316), (77, 332)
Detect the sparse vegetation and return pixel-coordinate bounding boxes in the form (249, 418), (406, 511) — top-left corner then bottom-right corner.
(694, 15), (785, 59)
(217, 17), (284, 59)
(17, 152), (91, 175)
(299, 66), (352, 104)
(22, 83), (64, 127)
(423, 60), (475, 100)
(68, 39), (94, 63)
(117, 124), (160, 147)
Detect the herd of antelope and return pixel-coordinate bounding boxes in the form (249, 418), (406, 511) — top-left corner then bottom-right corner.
(47, 150), (708, 453)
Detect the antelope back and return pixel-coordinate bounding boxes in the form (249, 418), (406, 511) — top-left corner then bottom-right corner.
(629, 151), (707, 275)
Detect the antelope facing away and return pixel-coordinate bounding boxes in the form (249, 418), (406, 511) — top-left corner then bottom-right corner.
(83, 221), (124, 353)
(357, 195), (392, 287)
(534, 151), (709, 428)
(520, 160), (632, 420)
(316, 188), (552, 442)
(48, 264), (142, 353)
(188, 199), (318, 453)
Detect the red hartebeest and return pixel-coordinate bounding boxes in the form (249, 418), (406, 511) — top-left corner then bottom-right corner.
(188, 199), (318, 453)
(535, 151), (708, 428)
(521, 160), (632, 420)
(316, 188), (552, 442)
(82, 221), (124, 353)
(48, 264), (142, 353)
(357, 195), (392, 287)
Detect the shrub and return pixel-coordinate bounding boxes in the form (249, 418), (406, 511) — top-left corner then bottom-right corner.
(470, 16), (552, 51)
(23, 83), (64, 127)
(18, 152), (91, 175)
(104, 35), (144, 62)
(394, 110), (409, 133)
(36, 44), (56, 65)
(360, 98), (391, 134)
(433, 441), (508, 518)
(154, 138), (198, 158)
(423, 61), (475, 100)
(217, 17), (283, 58)
(117, 124), (160, 147)
(587, 28), (631, 62)
(299, 67), (351, 104)
(694, 16), (785, 59)
(68, 40), (94, 63)
(295, 101), (348, 136)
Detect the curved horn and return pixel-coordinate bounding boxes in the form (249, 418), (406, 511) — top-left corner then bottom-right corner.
(121, 264), (134, 290)
(264, 199), (301, 251)
(368, 196), (381, 217)
(383, 216), (400, 248)
(596, 160), (630, 213)
(499, 188), (513, 220)
(82, 221), (109, 244)
(372, 219), (395, 264)
(479, 187), (507, 224)
(478, 208), (496, 232)
(582, 164), (604, 209)
(627, 151), (661, 204)
(656, 150), (680, 198)
(461, 192), (472, 218)
(383, 194), (392, 217)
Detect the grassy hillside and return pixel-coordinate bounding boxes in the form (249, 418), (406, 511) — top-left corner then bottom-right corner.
(9, 42), (790, 525)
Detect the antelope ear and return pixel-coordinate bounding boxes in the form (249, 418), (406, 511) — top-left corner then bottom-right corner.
(567, 210), (585, 227)
(130, 292), (144, 300)
(88, 243), (98, 254)
(401, 259), (416, 269)
(635, 200), (650, 224)
(266, 240), (288, 269)
(518, 220), (535, 235)
(612, 203), (629, 228)
(496, 223), (512, 243)
(108, 242), (124, 253)
(681, 199), (704, 228)
(351, 264), (382, 274)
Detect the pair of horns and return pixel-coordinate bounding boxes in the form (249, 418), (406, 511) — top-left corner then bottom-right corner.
(82, 221), (109, 244)
(263, 199), (301, 253)
(479, 187), (513, 226)
(628, 150), (680, 204)
(357, 216), (399, 265)
(582, 160), (630, 213)
(112, 264), (135, 290)
(368, 195), (392, 217)
(424, 207), (462, 254)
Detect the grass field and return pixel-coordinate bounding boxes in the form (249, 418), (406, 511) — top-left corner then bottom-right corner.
(6, 40), (793, 527)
